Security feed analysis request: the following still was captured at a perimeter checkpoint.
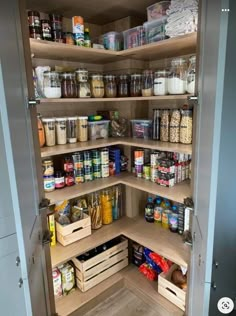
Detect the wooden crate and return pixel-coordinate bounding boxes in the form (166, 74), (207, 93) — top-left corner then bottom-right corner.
(158, 264), (186, 312)
(56, 214), (91, 246)
(72, 237), (128, 292)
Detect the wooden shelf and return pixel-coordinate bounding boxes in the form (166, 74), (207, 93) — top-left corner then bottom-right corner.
(30, 33), (197, 63)
(41, 138), (192, 158)
(51, 216), (189, 269)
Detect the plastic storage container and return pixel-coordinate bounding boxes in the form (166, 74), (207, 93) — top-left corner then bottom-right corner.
(123, 26), (145, 50)
(88, 120), (110, 140)
(147, 1), (170, 21)
(103, 32), (123, 51)
(143, 17), (167, 44)
(131, 119), (152, 139)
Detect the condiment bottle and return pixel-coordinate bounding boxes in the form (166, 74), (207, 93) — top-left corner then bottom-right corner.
(145, 197), (154, 223)
(154, 196), (163, 224)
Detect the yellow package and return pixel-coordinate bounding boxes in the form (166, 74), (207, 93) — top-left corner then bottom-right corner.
(48, 214), (56, 246)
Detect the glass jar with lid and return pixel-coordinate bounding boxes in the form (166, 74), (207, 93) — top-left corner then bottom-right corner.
(180, 110), (193, 144)
(187, 55), (196, 94)
(43, 71), (61, 98)
(104, 75), (117, 98)
(55, 117), (67, 145)
(168, 58), (187, 94)
(67, 117), (78, 143)
(61, 72), (77, 98)
(90, 74), (104, 98)
(169, 109), (181, 143)
(42, 118), (56, 146)
(75, 68), (91, 98)
(130, 74), (142, 97)
(142, 70), (154, 97)
(118, 74), (129, 97)
(154, 70), (169, 96)
(160, 110), (170, 142)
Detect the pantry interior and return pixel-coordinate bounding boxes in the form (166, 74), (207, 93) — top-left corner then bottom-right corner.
(22, 0), (199, 315)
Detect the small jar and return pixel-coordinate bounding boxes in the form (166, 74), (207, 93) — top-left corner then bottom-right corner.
(43, 71), (61, 98)
(41, 20), (52, 41)
(169, 110), (181, 143)
(154, 70), (169, 96)
(63, 32), (74, 45)
(118, 75), (129, 97)
(63, 157), (74, 172)
(51, 30), (64, 43)
(168, 58), (187, 94)
(61, 72), (77, 98)
(67, 117), (77, 143)
(42, 118), (56, 146)
(104, 75), (117, 98)
(187, 55), (196, 94)
(75, 69), (91, 98)
(49, 14), (63, 30)
(160, 110), (170, 142)
(65, 172), (75, 186)
(42, 159), (54, 176)
(77, 116), (88, 142)
(28, 11), (40, 27)
(142, 70), (154, 97)
(44, 176), (55, 192)
(54, 171), (65, 189)
(130, 74), (142, 97)
(90, 74), (104, 98)
(29, 26), (42, 40)
(180, 110), (193, 144)
(55, 118), (67, 145)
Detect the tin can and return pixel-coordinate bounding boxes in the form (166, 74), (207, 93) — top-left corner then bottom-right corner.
(101, 164), (109, 178)
(134, 149), (144, 165)
(72, 153), (83, 170)
(93, 164), (101, 179)
(143, 165), (151, 180)
(74, 169), (84, 184)
(43, 159), (54, 176)
(101, 148), (109, 165)
(135, 164), (143, 178)
(92, 150), (101, 165)
(84, 166), (93, 182)
(150, 167), (158, 183)
(150, 153), (159, 168)
(83, 151), (92, 167)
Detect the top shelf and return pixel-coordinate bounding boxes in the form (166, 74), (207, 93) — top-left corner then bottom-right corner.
(30, 33), (197, 64)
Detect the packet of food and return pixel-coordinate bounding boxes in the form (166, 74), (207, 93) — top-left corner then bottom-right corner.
(54, 200), (71, 225)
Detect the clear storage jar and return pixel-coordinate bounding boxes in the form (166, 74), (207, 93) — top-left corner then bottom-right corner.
(67, 117), (77, 143)
(154, 70), (169, 95)
(77, 116), (88, 142)
(101, 190), (113, 225)
(168, 58), (187, 94)
(55, 118), (67, 145)
(61, 72), (77, 98)
(187, 55), (196, 94)
(88, 192), (102, 229)
(104, 75), (117, 98)
(42, 118), (56, 147)
(169, 109), (181, 143)
(160, 110), (169, 142)
(118, 74), (129, 97)
(130, 74), (142, 97)
(75, 68), (91, 98)
(90, 74), (104, 98)
(43, 71), (61, 98)
(180, 110), (193, 144)
(142, 70), (154, 97)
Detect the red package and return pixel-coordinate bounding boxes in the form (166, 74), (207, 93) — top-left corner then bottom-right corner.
(149, 253), (170, 273)
(139, 263), (158, 281)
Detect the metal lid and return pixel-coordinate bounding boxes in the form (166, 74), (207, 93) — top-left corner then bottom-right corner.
(104, 74), (116, 80)
(131, 73), (142, 79)
(42, 117), (56, 122)
(77, 116), (88, 120)
(171, 57), (187, 66)
(61, 72), (76, 79)
(55, 117), (67, 121)
(43, 71), (60, 77)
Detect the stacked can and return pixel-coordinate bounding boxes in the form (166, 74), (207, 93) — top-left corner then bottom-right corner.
(83, 151), (93, 181)
(134, 149), (144, 178)
(150, 152), (159, 182)
(92, 150), (101, 179)
(101, 148), (109, 178)
(72, 152), (84, 184)
(72, 16), (84, 46)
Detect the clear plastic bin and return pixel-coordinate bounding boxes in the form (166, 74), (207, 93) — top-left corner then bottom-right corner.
(147, 1), (170, 21)
(143, 17), (167, 44)
(88, 120), (110, 140)
(103, 32), (123, 51)
(131, 119), (152, 139)
(123, 26), (145, 50)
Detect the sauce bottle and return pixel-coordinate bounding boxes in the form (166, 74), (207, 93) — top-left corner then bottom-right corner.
(145, 197), (154, 223)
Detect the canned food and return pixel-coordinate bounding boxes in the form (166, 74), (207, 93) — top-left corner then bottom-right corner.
(100, 148), (109, 165)
(83, 151), (92, 167)
(143, 165), (151, 180)
(93, 164), (101, 179)
(134, 149), (144, 165)
(101, 164), (109, 178)
(74, 169), (84, 184)
(72, 153), (84, 169)
(135, 164), (143, 178)
(150, 153), (159, 167)
(84, 166), (93, 181)
(150, 167), (158, 182)
(64, 157), (74, 172)
(92, 149), (101, 165)
(43, 159), (54, 176)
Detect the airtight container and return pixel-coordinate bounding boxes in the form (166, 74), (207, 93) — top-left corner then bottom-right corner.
(88, 120), (110, 140)
(131, 119), (152, 139)
(147, 1), (170, 21)
(143, 17), (167, 44)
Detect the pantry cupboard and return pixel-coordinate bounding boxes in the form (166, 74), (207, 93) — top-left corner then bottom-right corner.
(0, 0), (235, 316)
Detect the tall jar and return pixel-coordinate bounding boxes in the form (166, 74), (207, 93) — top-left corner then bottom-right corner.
(90, 74), (104, 98)
(187, 55), (196, 94)
(118, 74), (129, 97)
(88, 192), (102, 229)
(169, 110), (181, 143)
(104, 75), (117, 98)
(154, 70), (169, 96)
(61, 72), (77, 98)
(42, 118), (56, 146)
(77, 116), (88, 142)
(142, 70), (154, 97)
(55, 117), (67, 145)
(75, 68), (91, 98)
(168, 58), (187, 94)
(130, 74), (142, 97)
(37, 114), (45, 147)
(180, 110), (193, 144)
(101, 190), (113, 225)
(43, 71), (61, 98)
(152, 109), (161, 140)
(67, 117), (77, 143)
(160, 110), (170, 142)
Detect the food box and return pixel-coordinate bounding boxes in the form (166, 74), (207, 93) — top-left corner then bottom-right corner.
(48, 214), (56, 246)
(58, 263), (75, 296)
(52, 268), (62, 299)
(143, 17), (167, 44)
(147, 1), (170, 21)
(131, 119), (152, 139)
(158, 158), (175, 173)
(56, 213), (91, 246)
(158, 264), (186, 311)
(88, 120), (110, 140)
(123, 26), (145, 49)
(72, 236), (128, 292)
(157, 171), (175, 187)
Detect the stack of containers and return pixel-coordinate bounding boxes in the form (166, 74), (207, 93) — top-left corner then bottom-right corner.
(92, 149), (102, 179)
(100, 148), (109, 178)
(83, 151), (93, 182)
(72, 16), (84, 46)
(72, 152), (84, 184)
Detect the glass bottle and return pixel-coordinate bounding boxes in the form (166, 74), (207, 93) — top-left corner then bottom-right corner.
(104, 75), (117, 98)
(90, 74), (104, 98)
(180, 110), (193, 144)
(142, 70), (154, 97)
(101, 190), (113, 225)
(61, 72), (77, 98)
(187, 55), (196, 94)
(169, 109), (181, 143)
(168, 58), (187, 94)
(118, 74), (129, 97)
(75, 68), (91, 98)
(43, 71), (61, 98)
(84, 28), (91, 48)
(160, 110), (170, 142)
(130, 74), (142, 97)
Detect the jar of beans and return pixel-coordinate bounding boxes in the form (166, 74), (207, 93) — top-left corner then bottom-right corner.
(180, 110), (193, 144)
(160, 110), (170, 142)
(169, 109), (181, 143)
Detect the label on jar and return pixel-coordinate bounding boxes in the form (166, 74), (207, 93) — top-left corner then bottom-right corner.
(65, 174), (75, 186)
(101, 150), (109, 164)
(64, 162), (74, 172)
(101, 164), (109, 178)
(44, 177), (55, 192)
(75, 175), (84, 184)
(55, 177), (65, 189)
(154, 207), (163, 223)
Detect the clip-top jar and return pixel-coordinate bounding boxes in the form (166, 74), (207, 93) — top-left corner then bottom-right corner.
(168, 58), (187, 94)
(187, 55), (196, 94)
(75, 69), (91, 98)
(142, 70), (154, 97)
(61, 72), (77, 98)
(43, 71), (61, 98)
(104, 75), (117, 98)
(118, 75), (129, 97)
(90, 74), (104, 98)
(154, 70), (169, 96)
(130, 74), (142, 97)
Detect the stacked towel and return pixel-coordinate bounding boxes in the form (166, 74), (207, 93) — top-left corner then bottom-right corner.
(165, 0), (198, 37)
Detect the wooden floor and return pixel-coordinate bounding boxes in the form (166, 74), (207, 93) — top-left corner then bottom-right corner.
(82, 287), (159, 316)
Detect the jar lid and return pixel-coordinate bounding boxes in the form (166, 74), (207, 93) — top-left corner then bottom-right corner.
(43, 175), (55, 179)
(28, 10), (40, 16)
(75, 68), (88, 73)
(55, 117), (67, 121)
(42, 118), (56, 122)
(43, 159), (53, 164)
(104, 74), (116, 80)
(77, 116), (88, 119)
(131, 73), (142, 78)
(67, 117), (78, 120)
(91, 74), (103, 79)
(43, 71), (60, 77)
(155, 70), (170, 76)
(119, 74), (129, 79)
(41, 19), (50, 24)
(181, 109), (192, 115)
(61, 72), (76, 79)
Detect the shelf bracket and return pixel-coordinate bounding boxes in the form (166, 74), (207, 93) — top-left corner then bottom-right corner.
(188, 95), (198, 106)
(27, 98), (40, 108)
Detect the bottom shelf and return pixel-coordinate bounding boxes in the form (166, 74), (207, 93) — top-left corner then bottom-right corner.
(56, 265), (184, 316)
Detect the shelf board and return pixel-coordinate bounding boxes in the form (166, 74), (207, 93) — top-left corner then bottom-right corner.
(41, 138), (192, 158)
(39, 94), (191, 103)
(51, 216), (189, 269)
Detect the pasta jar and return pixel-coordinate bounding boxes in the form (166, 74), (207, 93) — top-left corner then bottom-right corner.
(154, 70), (169, 96)
(90, 74), (104, 98)
(67, 117), (77, 143)
(169, 110), (181, 143)
(104, 75), (117, 98)
(42, 118), (56, 146)
(43, 71), (61, 98)
(160, 110), (170, 142)
(168, 58), (187, 94)
(130, 74), (142, 97)
(101, 190), (113, 225)
(75, 68), (91, 98)
(88, 193), (102, 230)
(77, 116), (88, 142)
(142, 70), (154, 97)
(55, 117), (67, 145)
(187, 55), (196, 94)
(180, 110), (193, 144)
(61, 72), (77, 98)
(118, 74), (129, 97)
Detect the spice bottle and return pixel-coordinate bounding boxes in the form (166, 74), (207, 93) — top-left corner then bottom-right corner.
(104, 75), (117, 98)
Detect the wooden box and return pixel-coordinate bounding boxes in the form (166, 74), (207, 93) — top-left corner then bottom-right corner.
(72, 237), (128, 292)
(158, 264), (186, 311)
(56, 214), (91, 246)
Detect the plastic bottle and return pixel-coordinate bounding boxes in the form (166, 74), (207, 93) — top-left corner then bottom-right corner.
(154, 196), (163, 224)
(169, 205), (178, 232)
(145, 197), (154, 223)
(84, 28), (91, 47)
(161, 198), (169, 210)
